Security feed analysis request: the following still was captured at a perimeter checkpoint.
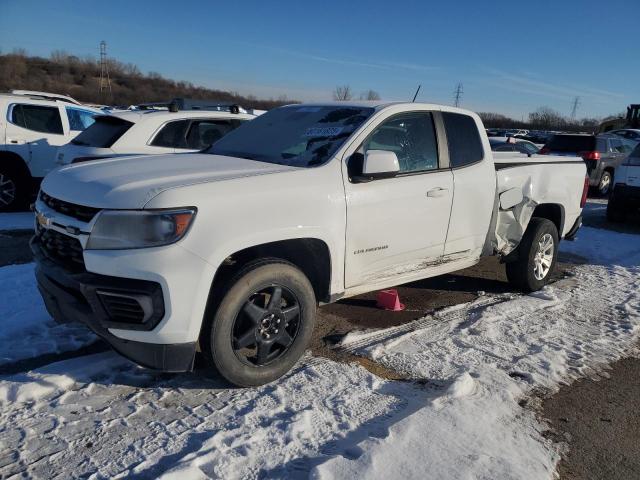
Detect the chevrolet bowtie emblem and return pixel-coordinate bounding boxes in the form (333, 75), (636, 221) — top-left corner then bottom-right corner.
(36, 212), (52, 228)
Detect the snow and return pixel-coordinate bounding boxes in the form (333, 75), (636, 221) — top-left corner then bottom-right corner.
(319, 226), (640, 479)
(0, 263), (96, 367)
(0, 221), (638, 478)
(0, 212), (34, 231)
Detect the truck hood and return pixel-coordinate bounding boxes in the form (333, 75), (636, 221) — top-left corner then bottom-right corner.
(41, 153), (298, 209)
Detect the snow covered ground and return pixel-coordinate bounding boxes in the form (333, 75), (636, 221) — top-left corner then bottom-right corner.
(0, 263), (96, 367)
(0, 224), (639, 478)
(0, 212), (34, 231)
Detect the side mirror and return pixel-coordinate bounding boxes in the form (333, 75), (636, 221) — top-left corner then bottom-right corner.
(352, 150), (400, 183)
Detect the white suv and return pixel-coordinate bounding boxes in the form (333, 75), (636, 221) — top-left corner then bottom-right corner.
(0, 90), (102, 211)
(56, 107), (255, 165)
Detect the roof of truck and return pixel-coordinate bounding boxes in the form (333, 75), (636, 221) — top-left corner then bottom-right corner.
(283, 101), (477, 114)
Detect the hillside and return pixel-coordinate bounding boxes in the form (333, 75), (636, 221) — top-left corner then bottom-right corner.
(0, 51), (293, 109)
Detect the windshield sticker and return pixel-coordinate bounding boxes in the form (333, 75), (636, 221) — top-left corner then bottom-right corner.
(303, 126), (344, 138)
(296, 107), (322, 113)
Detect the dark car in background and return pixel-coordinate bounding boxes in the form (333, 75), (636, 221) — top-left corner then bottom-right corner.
(540, 134), (633, 195)
(489, 137), (540, 155)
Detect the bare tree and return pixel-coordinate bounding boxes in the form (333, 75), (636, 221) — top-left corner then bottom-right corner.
(333, 85), (353, 101)
(359, 89), (381, 101)
(528, 107), (567, 130)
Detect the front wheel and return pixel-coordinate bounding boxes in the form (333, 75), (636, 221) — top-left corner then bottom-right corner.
(0, 168), (27, 212)
(506, 218), (559, 292)
(202, 259), (316, 387)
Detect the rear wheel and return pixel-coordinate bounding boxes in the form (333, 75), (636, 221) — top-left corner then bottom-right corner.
(597, 171), (612, 196)
(202, 259), (316, 387)
(506, 218), (559, 292)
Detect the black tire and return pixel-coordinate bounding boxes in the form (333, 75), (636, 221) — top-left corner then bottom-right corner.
(597, 170), (612, 197)
(202, 259), (316, 387)
(506, 218), (559, 292)
(0, 166), (28, 212)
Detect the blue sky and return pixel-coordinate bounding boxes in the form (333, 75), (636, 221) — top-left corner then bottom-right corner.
(1, 0), (637, 118)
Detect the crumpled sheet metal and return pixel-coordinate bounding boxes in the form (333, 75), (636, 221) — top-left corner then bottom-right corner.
(493, 178), (538, 255)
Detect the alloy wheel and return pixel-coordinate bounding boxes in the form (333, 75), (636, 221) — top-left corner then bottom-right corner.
(0, 174), (16, 207)
(231, 285), (301, 366)
(533, 233), (554, 281)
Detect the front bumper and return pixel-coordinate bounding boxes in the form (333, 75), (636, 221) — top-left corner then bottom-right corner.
(31, 237), (196, 372)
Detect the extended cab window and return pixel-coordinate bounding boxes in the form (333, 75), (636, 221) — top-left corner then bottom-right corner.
(71, 116), (133, 148)
(362, 112), (439, 173)
(185, 120), (238, 150)
(442, 112), (484, 167)
(11, 104), (63, 134)
(151, 120), (189, 148)
(66, 107), (98, 131)
(209, 106), (373, 167)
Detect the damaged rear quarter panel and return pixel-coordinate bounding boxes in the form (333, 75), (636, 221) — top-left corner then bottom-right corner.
(492, 161), (584, 256)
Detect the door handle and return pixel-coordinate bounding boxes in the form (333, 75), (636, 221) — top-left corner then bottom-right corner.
(426, 187), (449, 198)
(8, 139), (26, 145)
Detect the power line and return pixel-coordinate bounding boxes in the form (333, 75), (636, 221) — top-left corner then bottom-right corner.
(570, 96), (580, 119)
(99, 40), (112, 101)
(453, 82), (463, 107)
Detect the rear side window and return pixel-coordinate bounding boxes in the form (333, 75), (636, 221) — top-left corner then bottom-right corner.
(442, 112), (484, 167)
(184, 120), (239, 150)
(11, 104), (63, 134)
(547, 135), (595, 153)
(627, 144), (640, 166)
(150, 120), (189, 148)
(71, 116), (133, 148)
(493, 144), (515, 152)
(66, 107), (98, 131)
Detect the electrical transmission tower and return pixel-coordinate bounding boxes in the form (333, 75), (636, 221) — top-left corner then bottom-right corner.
(453, 83), (463, 107)
(570, 96), (580, 119)
(99, 40), (112, 101)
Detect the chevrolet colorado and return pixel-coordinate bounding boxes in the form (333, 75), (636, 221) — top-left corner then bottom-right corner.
(32, 102), (588, 386)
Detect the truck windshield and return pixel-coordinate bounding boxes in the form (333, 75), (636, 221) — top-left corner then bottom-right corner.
(207, 105), (374, 167)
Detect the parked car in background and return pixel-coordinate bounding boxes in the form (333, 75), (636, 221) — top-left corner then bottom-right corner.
(56, 104), (255, 165)
(0, 90), (102, 211)
(608, 128), (640, 146)
(523, 130), (553, 145)
(607, 143), (640, 222)
(489, 137), (540, 155)
(32, 102), (587, 387)
(540, 134), (633, 195)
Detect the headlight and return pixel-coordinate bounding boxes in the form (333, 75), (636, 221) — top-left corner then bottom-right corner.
(86, 208), (196, 250)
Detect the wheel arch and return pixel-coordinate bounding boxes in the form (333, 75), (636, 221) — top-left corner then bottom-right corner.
(0, 150), (31, 178)
(209, 238), (332, 305)
(531, 203), (565, 237)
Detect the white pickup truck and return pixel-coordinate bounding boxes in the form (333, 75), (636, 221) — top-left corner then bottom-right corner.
(32, 102), (588, 387)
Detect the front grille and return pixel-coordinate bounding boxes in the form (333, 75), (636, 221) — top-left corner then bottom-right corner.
(40, 191), (101, 223)
(37, 227), (85, 271)
(97, 291), (149, 325)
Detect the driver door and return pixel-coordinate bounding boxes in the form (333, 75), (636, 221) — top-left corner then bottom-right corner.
(343, 111), (454, 288)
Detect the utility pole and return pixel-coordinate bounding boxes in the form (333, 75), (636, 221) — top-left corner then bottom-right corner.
(453, 83), (463, 107)
(570, 96), (580, 120)
(99, 40), (112, 102)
